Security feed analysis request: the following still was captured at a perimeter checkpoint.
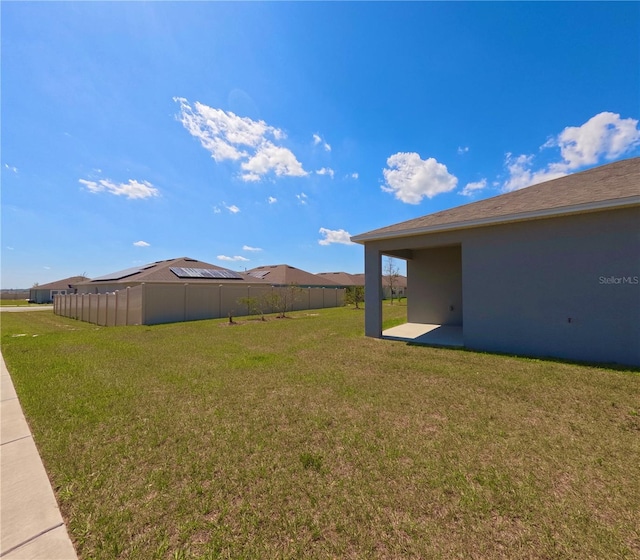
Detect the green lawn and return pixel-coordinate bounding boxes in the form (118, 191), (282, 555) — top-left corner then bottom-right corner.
(1, 306), (639, 559)
(0, 299), (40, 306)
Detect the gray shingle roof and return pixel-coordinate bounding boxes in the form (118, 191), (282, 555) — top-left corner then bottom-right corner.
(32, 276), (90, 290)
(245, 264), (341, 286)
(315, 272), (362, 286)
(78, 257), (269, 286)
(352, 157), (640, 242)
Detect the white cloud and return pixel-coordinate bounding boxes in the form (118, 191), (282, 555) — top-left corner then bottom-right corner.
(503, 112), (640, 192)
(316, 167), (335, 178)
(318, 228), (354, 246)
(242, 172), (261, 183)
(133, 240), (150, 247)
(382, 153), (458, 204)
(242, 245), (262, 252)
(460, 179), (488, 197)
(350, 172), (359, 180)
(296, 192), (308, 205)
(224, 203), (240, 214)
(313, 133), (331, 151)
(80, 178), (159, 199)
(267, 196), (277, 204)
(553, 112), (640, 170)
(4, 164), (18, 173)
(213, 206), (222, 214)
(502, 153), (566, 192)
(457, 146), (469, 155)
(175, 97), (307, 182)
(217, 255), (250, 262)
(240, 142), (307, 181)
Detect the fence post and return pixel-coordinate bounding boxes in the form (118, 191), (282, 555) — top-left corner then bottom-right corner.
(141, 283), (146, 325)
(184, 283), (188, 322)
(125, 287), (130, 326)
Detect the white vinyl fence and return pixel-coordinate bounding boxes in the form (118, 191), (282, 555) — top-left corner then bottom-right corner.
(54, 283), (345, 326)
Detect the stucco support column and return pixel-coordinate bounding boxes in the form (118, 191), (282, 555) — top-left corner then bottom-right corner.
(364, 245), (383, 338)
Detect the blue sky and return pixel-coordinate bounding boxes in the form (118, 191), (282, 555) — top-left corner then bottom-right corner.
(2, 2), (639, 288)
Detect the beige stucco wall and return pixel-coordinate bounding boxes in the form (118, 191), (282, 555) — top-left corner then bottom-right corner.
(55, 286), (144, 326)
(55, 283), (346, 326)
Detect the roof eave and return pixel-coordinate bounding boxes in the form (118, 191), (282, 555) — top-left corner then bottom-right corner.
(350, 196), (640, 244)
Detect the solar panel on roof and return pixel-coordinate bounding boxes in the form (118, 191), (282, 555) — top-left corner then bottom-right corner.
(248, 270), (270, 279)
(170, 267), (242, 280)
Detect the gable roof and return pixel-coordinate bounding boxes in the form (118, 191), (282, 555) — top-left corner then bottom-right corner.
(315, 272), (362, 286)
(245, 264), (341, 286)
(32, 276), (90, 290)
(77, 257), (268, 286)
(383, 274), (407, 289)
(352, 157), (640, 243)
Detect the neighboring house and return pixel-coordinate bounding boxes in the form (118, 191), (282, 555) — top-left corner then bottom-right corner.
(382, 274), (407, 299)
(74, 257), (269, 294)
(316, 271), (407, 299)
(316, 271), (363, 286)
(245, 264), (342, 288)
(29, 276), (89, 303)
(352, 157), (640, 366)
(56, 257), (347, 326)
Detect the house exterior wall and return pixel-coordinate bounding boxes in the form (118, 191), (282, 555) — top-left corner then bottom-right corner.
(29, 288), (67, 303)
(362, 206), (639, 366)
(408, 246), (462, 325)
(461, 206), (639, 366)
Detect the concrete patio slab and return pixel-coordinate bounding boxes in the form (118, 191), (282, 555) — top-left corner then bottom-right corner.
(383, 323), (464, 347)
(0, 353), (77, 559)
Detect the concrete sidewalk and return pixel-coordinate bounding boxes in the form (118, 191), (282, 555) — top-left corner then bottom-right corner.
(1, 353), (77, 559)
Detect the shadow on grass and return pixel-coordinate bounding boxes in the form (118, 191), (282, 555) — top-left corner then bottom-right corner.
(403, 341), (640, 373)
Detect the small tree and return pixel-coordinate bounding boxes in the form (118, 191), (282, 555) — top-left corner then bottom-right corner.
(267, 283), (303, 318)
(384, 257), (401, 305)
(237, 296), (267, 321)
(344, 285), (365, 309)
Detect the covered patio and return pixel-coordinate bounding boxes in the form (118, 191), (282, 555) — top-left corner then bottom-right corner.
(383, 323), (464, 347)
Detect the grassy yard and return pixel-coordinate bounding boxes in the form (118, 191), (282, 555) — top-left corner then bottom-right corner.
(1, 305), (639, 559)
(0, 299), (41, 306)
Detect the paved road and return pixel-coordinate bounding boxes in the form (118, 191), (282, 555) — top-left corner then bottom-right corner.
(0, 306), (53, 313)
